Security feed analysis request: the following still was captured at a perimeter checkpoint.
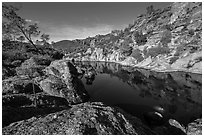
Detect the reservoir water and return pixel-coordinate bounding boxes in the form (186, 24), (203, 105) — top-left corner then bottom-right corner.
(74, 61), (202, 127)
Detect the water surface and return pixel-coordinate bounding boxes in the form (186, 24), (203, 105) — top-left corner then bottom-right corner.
(75, 61), (202, 126)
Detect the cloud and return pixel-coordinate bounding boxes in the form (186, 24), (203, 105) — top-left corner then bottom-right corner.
(39, 23), (113, 42)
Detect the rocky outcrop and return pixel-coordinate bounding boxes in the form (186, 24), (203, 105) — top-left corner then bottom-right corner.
(40, 60), (89, 104)
(3, 102), (155, 135)
(65, 2), (202, 74)
(186, 119), (202, 135)
(165, 118), (202, 135)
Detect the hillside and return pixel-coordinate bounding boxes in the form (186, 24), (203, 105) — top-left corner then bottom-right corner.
(64, 2), (202, 74)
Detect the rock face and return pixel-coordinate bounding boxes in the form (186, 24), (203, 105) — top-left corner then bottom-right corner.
(64, 2), (202, 74)
(2, 102), (155, 135)
(40, 60), (89, 104)
(186, 119), (202, 135)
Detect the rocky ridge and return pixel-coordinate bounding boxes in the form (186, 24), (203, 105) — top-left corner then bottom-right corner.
(64, 2), (202, 74)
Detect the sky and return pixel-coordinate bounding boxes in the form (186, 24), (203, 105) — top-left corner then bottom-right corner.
(6, 2), (172, 42)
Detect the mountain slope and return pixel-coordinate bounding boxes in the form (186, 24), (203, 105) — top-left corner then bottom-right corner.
(64, 2), (202, 74)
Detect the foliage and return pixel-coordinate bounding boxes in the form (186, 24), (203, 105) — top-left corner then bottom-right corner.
(2, 3), (42, 53)
(146, 5), (154, 15)
(120, 41), (133, 56)
(133, 31), (147, 46)
(131, 49), (144, 62)
(16, 36), (25, 42)
(160, 30), (172, 46)
(169, 56), (179, 64)
(40, 33), (50, 45)
(188, 29), (195, 36)
(147, 45), (170, 58)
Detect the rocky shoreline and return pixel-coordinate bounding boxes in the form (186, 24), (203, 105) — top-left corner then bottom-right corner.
(64, 56), (202, 74)
(2, 58), (202, 135)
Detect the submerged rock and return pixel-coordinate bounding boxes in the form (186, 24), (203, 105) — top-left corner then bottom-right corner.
(168, 119), (186, 133)
(143, 111), (164, 126)
(40, 60), (89, 104)
(2, 102), (155, 135)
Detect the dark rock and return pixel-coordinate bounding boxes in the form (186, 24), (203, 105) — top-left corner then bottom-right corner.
(40, 60), (89, 104)
(2, 66), (16, 80)
(2, 102), (155, 135)
(2, 93), (70, 108)
(84, 71), (95, 79)
(2, 76), (43, 95)
(143, 111), (164, 126)
(186, 118), (202, 135)
(153, 106), (165, 114)
(2, 92), (70, 127)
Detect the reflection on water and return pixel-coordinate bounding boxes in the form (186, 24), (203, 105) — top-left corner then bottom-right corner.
(74, 61), (202, 126)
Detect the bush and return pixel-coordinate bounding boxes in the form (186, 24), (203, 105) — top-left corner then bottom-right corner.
(51, 51), (64, 59)
(133, 31), (147, 46)
(119, 41), (133, 56)
(188, 29), (195, 36)
(174, 45), (185, 56)
(131, 49), (144, 62)
(146, 5), (154, 15)
(160, 30), (172, 46)
(169, 56), (179, 64)
(147, 45), (170, 58)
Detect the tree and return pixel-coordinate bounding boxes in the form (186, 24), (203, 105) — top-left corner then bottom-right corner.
(16, 35), (25, 43)
(2, 3), (41, 53)
(2, 21), (21, 41)
(133, 31), (147, 46)
(146, 5), (154, 15)
(40, 33), (50, 45)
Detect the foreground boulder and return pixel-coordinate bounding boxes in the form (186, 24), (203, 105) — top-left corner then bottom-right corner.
(3, 102), (155, 135)
(40, 60), (89, 104)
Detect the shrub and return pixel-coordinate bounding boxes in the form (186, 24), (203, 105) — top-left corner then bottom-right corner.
(147, 45), (170, 58)
(174, 45), (185, 56)
(169, 56), (179, 64)
(51, 51), (64, 59)
(146, 5), (154, 15)
(188, 29), (195, 36)
(133, 31), (147, 46)
(131, 49), (144, 62)
(160, 30), (172, 46)
(120, 41), (133, 56)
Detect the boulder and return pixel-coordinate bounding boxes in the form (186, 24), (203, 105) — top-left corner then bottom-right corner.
(2, 102), (155, 135)
(40, 60), (89, 104)
(186, 118), (202, 135)
(143, 111), (164, 126)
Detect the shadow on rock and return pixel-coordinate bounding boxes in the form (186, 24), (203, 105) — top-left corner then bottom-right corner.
(2, 93), (71, 127)
(3, 102), (155, 135)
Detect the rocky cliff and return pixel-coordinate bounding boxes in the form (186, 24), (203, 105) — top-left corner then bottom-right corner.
(64, 2), (202, 74)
